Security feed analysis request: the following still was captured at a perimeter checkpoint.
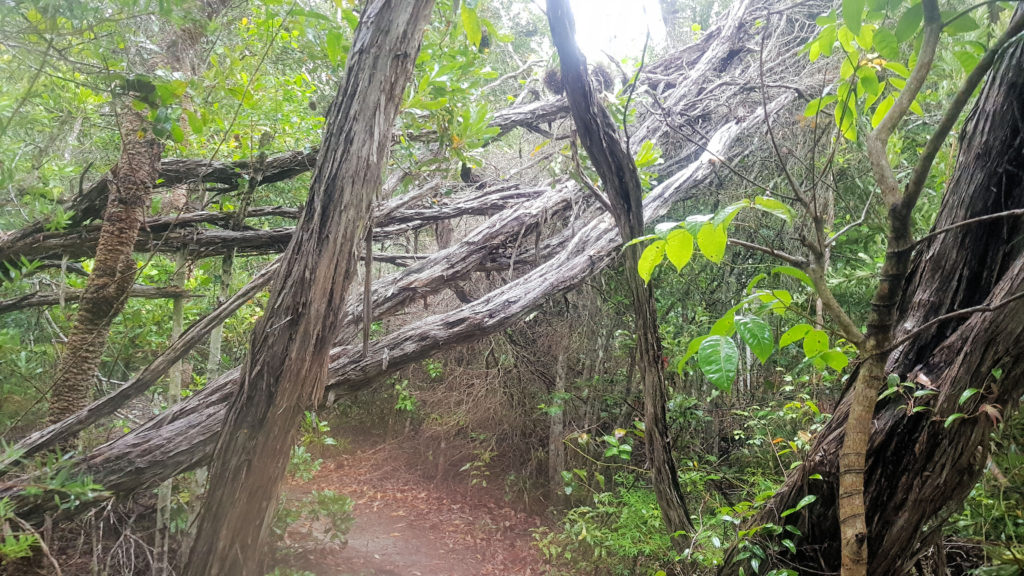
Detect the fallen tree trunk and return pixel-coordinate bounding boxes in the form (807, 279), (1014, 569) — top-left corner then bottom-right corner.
(0, 97), (570, 256)
(721, 23), (1024, 575)
(1, 95), (788, 521)
(0, 285), (191, 315)
(0, 183), (547, 264)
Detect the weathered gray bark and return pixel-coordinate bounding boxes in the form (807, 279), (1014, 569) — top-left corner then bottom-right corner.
(1, 183), (546, 263)
(184, 2), (434, 573)
(0, 94), (784, 523)
(722, 23), (1024, 576)
(547, 0), (694, 540)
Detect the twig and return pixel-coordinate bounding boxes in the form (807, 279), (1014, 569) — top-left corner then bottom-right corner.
(727, 238), (807, 266)
(914, 208), (1024, 247)
(883, 289), (1024, 357)
(622, 29), (650, 156)
(826, 190), (874, 247)
(12, 515), (62, 576)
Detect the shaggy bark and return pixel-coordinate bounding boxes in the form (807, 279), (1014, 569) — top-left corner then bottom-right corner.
(45, 109), (163, 425)
(1, 183), (545, 264)
(547, 0), (694, 539)
(0, 285), (189, 315)
(721, 25), (1024, 576)
(184, 2), (434, 573)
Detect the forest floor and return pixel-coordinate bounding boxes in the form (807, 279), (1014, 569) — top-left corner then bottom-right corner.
(283, 443), (550, 576)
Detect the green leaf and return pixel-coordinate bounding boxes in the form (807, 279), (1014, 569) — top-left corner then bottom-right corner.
(895, 3), (923, 42)
(753, 196), (794, 221)
(461, 6), (483, 47)
(842, 0), (865, 34)
(772, 266), (815, 289)
(781, 495), (817, 517)
(803, 329), (829, 358)
(698, 336), (739, 392)
(710, 311), (736, 337)
(873, 28), (899, 60)
(169, 123), (185, 144)
(943, 12), (979, 35)
(819, 24), (837, 57)
(665, 229), (694, 272)
(679, 336), (708, 369)
(779, 324), (814, 348)
(804, 95), (837, 117)
(884, 61), (911, 77)
(871, 94), (895, 128)
(944, 413), (965, 428)
(697, 223), (727, 263)
(856, 23), (875, 50)
(638, 240), (666, 283)
(857, 67), (881, 97)
(909, 99), (924, 116)
(834, 98), (857, 141)
(325, 29), (345, 65)
(958, 388), (979, 406)
(184, 109), (204, 135)
(953, 50), (980, 74)
(736, 316), (773, 363)
(712, 200), (751, 227)
(820, 350), (849, 371)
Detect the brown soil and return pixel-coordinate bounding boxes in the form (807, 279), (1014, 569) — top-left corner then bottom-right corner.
(285, 444), (550, 576)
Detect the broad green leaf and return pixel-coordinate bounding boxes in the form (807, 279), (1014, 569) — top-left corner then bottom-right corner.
(169, 123), (184, 143)
(803, 329), (829, 358)
(773, 266), (815, 289)
(873, 28), (899, 60)
(834, 98), (857, 141)
(838, 25), (857, 53)
(184, 109), (204, 135)
(654, 221), (681, 235)
(820, 350), (849, 371)
(710, 311), (736, 337)
(856, 23), (875, 50)
(713, 200), (751, 227)
(462, 6), (483, 47)
(759, 289), (793, 314)
(909, 99), (924, 116)
(753, 196), (794, 221)
(698, 336), (739, 392)
(638, 241), (666, 283)
(840, 54), (856, 80)
(954, 50), (980, 74)
(325, 29), (345, 64)
(736, 316), (773, 363)
(958, 388), (979, 406)
(884, 61), (911, 77)
(781, 495), (817, 517)
(842, 0), (865, 34)
(816, 10), (837, 26)
(943, 12), (979, 35)
(857, 67), (881, 96)
(819, 24), (837, 57)
(679, 335), (708, 369)
(780, 324), (814, 348)
(697, 222), (728, 263)
(944, 413), (965, 428)
(895, 3), (923, 42)
(665, 229), (694, 272)
(872, 94), (895, 128)
(804, 95), (837, 117)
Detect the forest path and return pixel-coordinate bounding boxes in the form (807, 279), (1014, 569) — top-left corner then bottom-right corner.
(285, 444), (548, 576)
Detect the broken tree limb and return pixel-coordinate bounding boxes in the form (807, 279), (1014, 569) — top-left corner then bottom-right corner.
(1, 183), (547, 264)
(0, 263), (277, 471)
(0, 96), (788, 521)
(0, 285), (192, 315)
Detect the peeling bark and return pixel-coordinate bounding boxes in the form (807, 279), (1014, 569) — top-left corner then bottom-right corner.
(184, 2), (434, 573)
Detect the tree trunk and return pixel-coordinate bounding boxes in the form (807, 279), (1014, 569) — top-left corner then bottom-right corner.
(548, 348), (568, 505)
(546, 0), (694, 539)
(46, 108), (162, 425)
(183, 2), (434, 574)
(721, 23), (1024, 576)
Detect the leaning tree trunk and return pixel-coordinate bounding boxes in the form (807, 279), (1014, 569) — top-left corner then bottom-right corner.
(546, 0), (694, 539)
(183, 2), (434, 575)
(46, 108), (162, 425)
(722, 22), (1024, 576)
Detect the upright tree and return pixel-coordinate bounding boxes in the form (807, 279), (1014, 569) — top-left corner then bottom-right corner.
(184, 1), (435, 573)
(546, 0), (694, 541)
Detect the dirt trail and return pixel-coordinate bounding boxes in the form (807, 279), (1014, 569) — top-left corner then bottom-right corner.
(286, 445), (548, 576)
